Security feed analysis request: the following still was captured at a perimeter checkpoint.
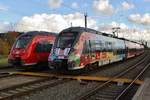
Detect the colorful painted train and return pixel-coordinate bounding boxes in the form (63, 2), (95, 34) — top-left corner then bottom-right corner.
(8, 31), (56, 66)
(48, 27), (144, 70)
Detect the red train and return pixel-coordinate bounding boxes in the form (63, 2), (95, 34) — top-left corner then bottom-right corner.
(8, 31), (57, 66)
(48, 27), (144, 70)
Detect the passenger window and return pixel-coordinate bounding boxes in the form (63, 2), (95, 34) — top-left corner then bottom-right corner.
(35, 41), (53, 53)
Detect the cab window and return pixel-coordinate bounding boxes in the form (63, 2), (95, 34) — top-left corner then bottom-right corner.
(35, 41), (53, 53)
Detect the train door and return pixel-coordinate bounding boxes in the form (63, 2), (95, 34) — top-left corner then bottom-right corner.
(125, 47), (128, 59)
(88, 40), (93, 62)
(35, 40), (53, 62)
(81, 40), (91, 66)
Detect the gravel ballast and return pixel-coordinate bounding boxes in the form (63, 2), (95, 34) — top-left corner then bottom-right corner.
(15, 52), (147, 100)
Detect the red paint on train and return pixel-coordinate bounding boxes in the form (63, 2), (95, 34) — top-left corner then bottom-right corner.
(8, 31), (57, 66)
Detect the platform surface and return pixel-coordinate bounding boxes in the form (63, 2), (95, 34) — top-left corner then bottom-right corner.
(133, 78), (150, 100)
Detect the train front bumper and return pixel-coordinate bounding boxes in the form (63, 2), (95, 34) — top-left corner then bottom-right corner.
(8, 58), (36, 66)
(8, 57), (22, 66)
(48, 59), (68, 70)
(48, 60), (83, 70)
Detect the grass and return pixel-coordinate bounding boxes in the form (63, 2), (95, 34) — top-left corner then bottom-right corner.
(0, 57), (9, 67)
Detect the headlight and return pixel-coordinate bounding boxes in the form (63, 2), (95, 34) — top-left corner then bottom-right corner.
(68, 60), (75, 68)
(48, 54), (56, 61)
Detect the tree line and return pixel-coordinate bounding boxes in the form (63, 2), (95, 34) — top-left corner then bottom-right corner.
(0, 32), (20, 56)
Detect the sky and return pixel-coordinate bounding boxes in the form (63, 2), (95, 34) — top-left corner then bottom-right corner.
(0, 0), (150, 45)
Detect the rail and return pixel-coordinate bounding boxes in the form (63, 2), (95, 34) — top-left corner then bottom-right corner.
(75, 53), (149, 100)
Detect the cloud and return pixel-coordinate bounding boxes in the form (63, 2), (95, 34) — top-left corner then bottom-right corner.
(97, 22), (147, 40)
(93, 0), (117, 16)
(97, 22), (150, 44)
(97, 22), (150, 46)
(15, 12), (97, 32)
(0, 4), (8, 11)
(144, 0), (150, 2)
(48, 0), (63, 9)
(141, 29), (150, 47)
(122, 1), (134, 10)
(111, 22), (128, 29)
(0, 22), (12, 33)
(11, 11), (150, 46)
(142, 29), (150, 41)
(128, 13), (150, 25)
(3, 14), (150, 46)
(98, 21), (128, 32)
(71, 2), (78, 9)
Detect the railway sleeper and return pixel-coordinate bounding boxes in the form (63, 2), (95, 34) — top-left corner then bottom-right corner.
(21, 86), (33, 90)
(27, 85), (39, 89)
(94, 93), (117, 98)
(0, 92), (13, 97)
(96, 91), (120, 96)
(90, 96), (114, 100)
(0, 96), (4, 99)
(29, 85), (40, 88)
(32, 83), (43, 87)
(37, 81), (52, 85)
(8, 90), (20, 94)
(16, 88), (29, 92)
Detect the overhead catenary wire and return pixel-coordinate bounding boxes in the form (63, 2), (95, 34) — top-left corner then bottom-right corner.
(61, 3), (88, 28)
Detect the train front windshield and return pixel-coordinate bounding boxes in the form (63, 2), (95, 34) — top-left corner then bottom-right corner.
(56, 32), (78, 48)
(14, 36), (32, 48)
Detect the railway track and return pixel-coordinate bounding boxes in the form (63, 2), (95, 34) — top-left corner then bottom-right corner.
(9, 52), (146, 100)
(0, 52), (147, 100)
(0, 75), (69, 100)
(0, 72), (12, 78)
(75, 52), (150, 100)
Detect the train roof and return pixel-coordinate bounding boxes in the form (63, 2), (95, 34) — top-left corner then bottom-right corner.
(19, 31), (57, 38)
(61, 27), (143, 45)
